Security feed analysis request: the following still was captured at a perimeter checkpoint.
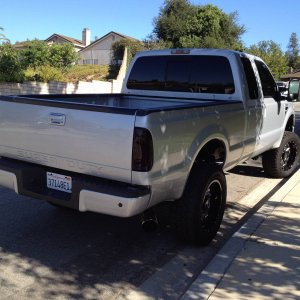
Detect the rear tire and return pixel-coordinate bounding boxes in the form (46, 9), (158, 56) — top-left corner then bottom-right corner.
(175, 163), (226, 246)
(262, 131), (300, 178)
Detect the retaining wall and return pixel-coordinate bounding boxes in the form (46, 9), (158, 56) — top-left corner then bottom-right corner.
(0, 46), (129, 96)
(0, 79), (122, 96)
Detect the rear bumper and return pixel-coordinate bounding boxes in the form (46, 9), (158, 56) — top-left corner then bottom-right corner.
(0, 158), (151, 217)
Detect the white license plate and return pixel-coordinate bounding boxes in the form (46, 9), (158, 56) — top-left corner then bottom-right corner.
(47, 172), (72, 193)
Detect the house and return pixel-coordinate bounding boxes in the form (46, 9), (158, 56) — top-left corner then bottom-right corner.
(13, 29), (137, 66)
(281, 69), (300, 81)
(13, 28), (91, 52)
(78, 31), (138, 66)
(45, 28), (91, 52)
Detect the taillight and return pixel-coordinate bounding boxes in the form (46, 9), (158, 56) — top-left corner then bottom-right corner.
(132, 127), (153, 172)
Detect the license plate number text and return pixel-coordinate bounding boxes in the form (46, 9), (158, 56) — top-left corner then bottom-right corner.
(47, 172), (72, 193)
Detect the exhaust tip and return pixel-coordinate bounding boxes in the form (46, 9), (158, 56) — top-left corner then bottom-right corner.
(142, 219), (158, 232)
(141, 209), (158, 232)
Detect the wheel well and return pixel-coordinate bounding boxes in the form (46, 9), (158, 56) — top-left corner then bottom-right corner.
(285, 115), (295, 132)
(194, 139), (226, 166)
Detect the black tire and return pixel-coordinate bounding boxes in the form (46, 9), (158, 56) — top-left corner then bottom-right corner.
(262, 131), (300, 178)
(175, 163), (227, 246)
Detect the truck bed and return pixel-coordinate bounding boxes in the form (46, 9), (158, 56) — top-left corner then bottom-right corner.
(0, 94), (238, 184)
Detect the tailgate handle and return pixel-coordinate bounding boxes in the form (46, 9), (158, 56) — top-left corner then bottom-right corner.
(48, 113), (66, 126)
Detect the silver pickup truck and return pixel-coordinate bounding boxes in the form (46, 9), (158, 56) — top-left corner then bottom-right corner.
(0, 49), (299, 245)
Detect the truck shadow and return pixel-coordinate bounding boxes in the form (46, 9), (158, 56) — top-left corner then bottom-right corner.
(229, 161), (266, 178)
(0, 190), (181, 299)
(230, 164), (265, 178)
(0, 159), (293, 300)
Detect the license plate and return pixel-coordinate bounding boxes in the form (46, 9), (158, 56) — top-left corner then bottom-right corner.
(47, 172), (72, 193)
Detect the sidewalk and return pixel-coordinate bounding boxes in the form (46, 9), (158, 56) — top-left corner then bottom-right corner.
(183, 169), (300, 300)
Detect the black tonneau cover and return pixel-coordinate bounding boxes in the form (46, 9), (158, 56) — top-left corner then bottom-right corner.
(0, 94), (240, 116)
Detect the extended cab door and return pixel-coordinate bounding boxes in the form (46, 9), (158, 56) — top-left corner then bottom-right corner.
(240, 56), (263, 158)
(254, 59), (286, 152)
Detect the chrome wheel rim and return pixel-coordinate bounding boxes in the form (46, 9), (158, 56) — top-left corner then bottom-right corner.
(281, 141), (297, 171)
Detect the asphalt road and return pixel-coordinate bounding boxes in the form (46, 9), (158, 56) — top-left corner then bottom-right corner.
(0, 103), (299, 300)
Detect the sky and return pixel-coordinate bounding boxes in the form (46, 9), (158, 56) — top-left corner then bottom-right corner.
(1, 0), (299, 51)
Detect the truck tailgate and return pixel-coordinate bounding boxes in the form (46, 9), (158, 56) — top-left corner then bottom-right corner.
(0, 100), (135, 183)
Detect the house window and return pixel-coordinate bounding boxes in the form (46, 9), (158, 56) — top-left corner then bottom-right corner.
(83, 59), (91, 64)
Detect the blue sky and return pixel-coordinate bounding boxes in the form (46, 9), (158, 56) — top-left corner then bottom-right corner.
(1, 0), (299, 51)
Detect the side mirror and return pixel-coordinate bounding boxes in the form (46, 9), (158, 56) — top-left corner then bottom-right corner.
(288, 80), (300, 101)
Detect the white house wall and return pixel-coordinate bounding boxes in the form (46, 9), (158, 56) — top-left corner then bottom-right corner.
(79, 34), (124, 65)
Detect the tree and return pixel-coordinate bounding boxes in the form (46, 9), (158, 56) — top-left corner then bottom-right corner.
(20, 40), (78, 70)
(0, 44), (24, 82)
(286, 32), (300, 70)
(109, 38), (145, 79)
(152, 0), (195, 48)
(48, 43), (79, 69)
(247, 40), (288, 80)
(0, 27), (9, 44)
(152, 0), (245, 50)
(20, 40), (50, 69)
(111, 38), (145, 64)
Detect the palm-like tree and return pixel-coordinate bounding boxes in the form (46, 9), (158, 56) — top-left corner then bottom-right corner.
(0, 27), (9, 43)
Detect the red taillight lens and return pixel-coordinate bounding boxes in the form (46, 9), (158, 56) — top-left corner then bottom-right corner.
(132, 127), (153, 172)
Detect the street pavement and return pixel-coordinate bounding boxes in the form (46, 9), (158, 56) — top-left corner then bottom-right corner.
(182, 167), (300, 300)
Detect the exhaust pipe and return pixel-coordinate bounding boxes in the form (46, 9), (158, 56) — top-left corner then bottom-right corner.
(141, 208), (158, 232)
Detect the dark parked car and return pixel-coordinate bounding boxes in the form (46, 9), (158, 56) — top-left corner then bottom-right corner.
(276, 81), (288, 97)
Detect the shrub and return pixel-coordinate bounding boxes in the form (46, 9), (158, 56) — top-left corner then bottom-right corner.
(112, 39), (145, 66)
(64, 65), (109, 82)
(109, 39), (144, 80)
(24, 65), (110, 83)
(20, 40), (78, 70)
(19, 40), (50, 69)
(0, 44), (24, 82)
(48, 43), (79, 69)
(25, 66), (64, 82)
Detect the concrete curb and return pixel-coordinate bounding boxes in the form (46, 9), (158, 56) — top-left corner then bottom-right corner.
(181, 169), (300, 300)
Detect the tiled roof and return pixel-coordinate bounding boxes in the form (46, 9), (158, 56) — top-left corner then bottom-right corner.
(281, 70), (300, 79)
(45, 34), (84, 47)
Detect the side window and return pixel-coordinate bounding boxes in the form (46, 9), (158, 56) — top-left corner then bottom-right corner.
(254, 60), (277, 98)
(240, 57), (258, 99)
(189, 56), (235, 94)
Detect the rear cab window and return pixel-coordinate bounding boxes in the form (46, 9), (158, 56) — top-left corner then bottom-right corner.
(127, 55), (235, 95)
